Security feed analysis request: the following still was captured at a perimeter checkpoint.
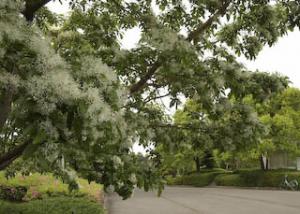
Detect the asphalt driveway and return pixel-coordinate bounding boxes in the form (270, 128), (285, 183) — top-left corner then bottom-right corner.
(107, 186), (300, 214)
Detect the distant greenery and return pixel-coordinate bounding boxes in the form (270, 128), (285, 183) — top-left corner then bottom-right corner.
(160, 88), (300, 176)
(0, 197), (104, 214)
(0, 173), (104, 214)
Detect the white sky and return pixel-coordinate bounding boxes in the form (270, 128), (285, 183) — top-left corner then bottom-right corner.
(239, 30), (300, 88)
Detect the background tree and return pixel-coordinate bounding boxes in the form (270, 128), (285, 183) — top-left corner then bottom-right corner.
(257, 88), (300, 170)
(159, 97), (267, 174)
(200, 88), (300, 171)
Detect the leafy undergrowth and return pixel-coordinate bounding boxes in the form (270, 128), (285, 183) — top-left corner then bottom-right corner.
(0, 173), (104, 214)
(0, 197), (104, 214)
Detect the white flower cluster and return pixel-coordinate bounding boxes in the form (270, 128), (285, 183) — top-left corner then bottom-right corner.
(142, 27), (192, 52)
(112, 155), (124, 169)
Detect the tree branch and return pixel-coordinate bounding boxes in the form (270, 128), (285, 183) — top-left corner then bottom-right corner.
(143, 93), (171, 104)
(129, 60), (161, 94)
(129, 1), (230, 95)
(22, 0), (52, 21)
(151, 123), (208, 131)
(0, 141), (31, 170)
(187, 0), (230, 43)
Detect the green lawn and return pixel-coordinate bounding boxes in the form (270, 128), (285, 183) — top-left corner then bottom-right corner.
(0, 173), (104, 214)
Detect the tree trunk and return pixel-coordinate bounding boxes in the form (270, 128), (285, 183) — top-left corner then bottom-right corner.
(259, 155), (268, 171)
(203, 150), (214, 169)
(194, 157), (201, 173)
(225, 163), (229, 170)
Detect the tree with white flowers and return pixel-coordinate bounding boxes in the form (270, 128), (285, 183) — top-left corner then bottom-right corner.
(1, 0), (299, 198)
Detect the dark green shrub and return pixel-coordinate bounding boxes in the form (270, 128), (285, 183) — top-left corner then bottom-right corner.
(0, 185), (28, 202)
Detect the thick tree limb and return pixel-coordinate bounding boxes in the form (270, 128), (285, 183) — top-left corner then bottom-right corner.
(0, 89), (13, 132)
(22, 0), (52, 21)
(129, 1), (230, 95)
(0, 141), (31, 170)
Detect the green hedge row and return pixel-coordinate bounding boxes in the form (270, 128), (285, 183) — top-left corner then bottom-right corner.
(167, 169), (300, 188)
(215, 170), (300, 188)
(166, 170), (227, 187)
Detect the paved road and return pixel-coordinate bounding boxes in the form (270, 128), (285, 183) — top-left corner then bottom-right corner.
(107, 187), (300, 214)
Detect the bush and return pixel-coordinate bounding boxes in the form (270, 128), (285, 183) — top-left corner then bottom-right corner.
(0, 185), (27, 201)
(0, 173), (104, 213)
(0, 197), (104, 214)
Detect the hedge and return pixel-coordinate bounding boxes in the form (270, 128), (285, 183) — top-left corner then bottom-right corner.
(167, 169), (300, 189)
(167, 170), (227, 187)
(215, 169), (300, 188)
